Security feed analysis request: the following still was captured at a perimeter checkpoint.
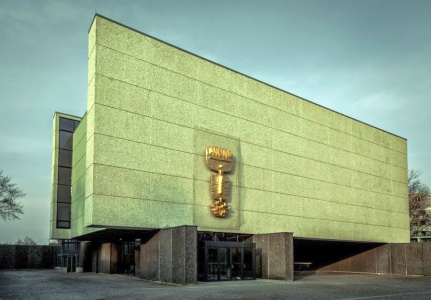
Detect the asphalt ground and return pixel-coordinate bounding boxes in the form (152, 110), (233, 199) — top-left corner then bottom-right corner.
(2, 270), (431, 300)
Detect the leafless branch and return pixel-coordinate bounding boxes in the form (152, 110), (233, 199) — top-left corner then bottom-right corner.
(0, 170), (25, 221)
(409, 170), (431, 238)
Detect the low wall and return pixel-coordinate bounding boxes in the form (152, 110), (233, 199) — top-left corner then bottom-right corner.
(0, 245), (56, 269)
(318, 243), (431, 276)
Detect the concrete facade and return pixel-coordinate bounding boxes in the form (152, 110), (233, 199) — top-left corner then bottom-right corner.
(74, 14), (408, 241)
(50, 14), (410, 283)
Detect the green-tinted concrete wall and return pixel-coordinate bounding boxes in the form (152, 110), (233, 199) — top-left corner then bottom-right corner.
(82, 15), (409, 243)
(70, 115), (102, 238)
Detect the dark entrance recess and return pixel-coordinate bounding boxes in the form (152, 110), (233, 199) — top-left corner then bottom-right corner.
(197, 232), (255, 281)
(119, 241), (136, 275)
(294, 238), (383, 271)
(79, 229), (157, 274)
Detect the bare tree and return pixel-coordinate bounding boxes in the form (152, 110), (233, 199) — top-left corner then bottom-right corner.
(409, 170), (431, 238)
(16, 236), (37, 245)
(0, 170), (25, 221)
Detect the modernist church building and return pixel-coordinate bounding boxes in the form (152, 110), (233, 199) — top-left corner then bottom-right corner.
(50, 14), (409, 283)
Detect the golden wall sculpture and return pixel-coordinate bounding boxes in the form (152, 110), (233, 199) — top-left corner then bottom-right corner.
(205, 146), (233, 218)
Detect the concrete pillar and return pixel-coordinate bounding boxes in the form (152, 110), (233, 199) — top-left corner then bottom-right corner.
(140, 225), (197, 284)
(251, 232), (294, 281)
(134, 249), (140, 276)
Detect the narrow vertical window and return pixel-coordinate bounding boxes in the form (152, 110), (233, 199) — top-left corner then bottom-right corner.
(56, 117), (80, 229)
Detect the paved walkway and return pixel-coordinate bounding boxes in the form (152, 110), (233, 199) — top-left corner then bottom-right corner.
(2, 270), (431, 299)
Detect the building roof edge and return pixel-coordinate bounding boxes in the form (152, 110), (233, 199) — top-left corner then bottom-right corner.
(89, 14), (407, 141)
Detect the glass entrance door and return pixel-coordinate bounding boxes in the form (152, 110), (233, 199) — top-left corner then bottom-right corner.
(120, 241), (135, 275)
(204, 241), (255, 281)
(67, 255), (77, 273)
(58, 255), (77, 272)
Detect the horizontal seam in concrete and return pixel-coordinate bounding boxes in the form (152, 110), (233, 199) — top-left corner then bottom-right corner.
(237, 185), (407, 214)
(71, 158), (86, 185)
(86, 190), (407, 231)
(93, 39), (407, 145)
(73, 130), (87, 150)
(90, 192), (195, 207)
(92, 68), (407, 166)
(87, 69), (95, 89)
(88, 158), (404, 214)
(71, 192), (85, 204)
(91, 124), (406, 199)
(90, 74), (407, 174)
(88, 40), (96, 60)
(237, 163), (406, 199)
(238, 209), (408, 231)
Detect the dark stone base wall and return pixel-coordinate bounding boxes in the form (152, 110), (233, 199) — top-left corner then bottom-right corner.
(140, 225), (197, 284)
(249, 232), (294, 281)
(134, 249), (140, 276)
(318, 243), (431, 276)
(0, 245), (56, 269)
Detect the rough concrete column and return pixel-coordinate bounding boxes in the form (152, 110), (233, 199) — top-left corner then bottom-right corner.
(252, 232), (294, 281)
(140, 225), (197, 284)
(134, 249), (140, 276)
(172, 225), (197, 284)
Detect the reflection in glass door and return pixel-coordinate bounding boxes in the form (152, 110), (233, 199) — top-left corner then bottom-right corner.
(243, 247), (254, 279)
(208, 248), (218, 280)
(218, 247), (229, 280)
(230, 248), (242, 279)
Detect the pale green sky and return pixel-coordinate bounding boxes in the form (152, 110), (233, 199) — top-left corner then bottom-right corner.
(1, 0), (430, 244)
